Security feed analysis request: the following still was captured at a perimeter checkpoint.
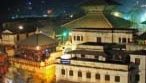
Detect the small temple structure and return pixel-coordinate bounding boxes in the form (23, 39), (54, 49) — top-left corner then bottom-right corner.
(16, 32), (58, 62)
(7, 31), (58, 83)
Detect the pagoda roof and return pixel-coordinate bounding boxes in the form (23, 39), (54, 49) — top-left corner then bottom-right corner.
(17, 33), (58, 47)
(62, 13), (113, 29)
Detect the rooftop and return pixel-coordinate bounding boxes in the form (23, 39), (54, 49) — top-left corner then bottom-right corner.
(79, 42), (126, 48)
(73, 27), (136, 31)
(17, 33), (58, 47)
(105, 14), (132, 28)
(65, 49), (130, 65)
(62, 13), (113, 28)
(71, 57), (128, 65)
(128, 50), (146, 55)
(67, 50), (106, 56)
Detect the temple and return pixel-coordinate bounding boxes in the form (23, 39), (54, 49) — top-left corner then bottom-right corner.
(7, 31), (58, 83)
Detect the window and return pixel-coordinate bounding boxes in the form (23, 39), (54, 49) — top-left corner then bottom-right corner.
(97, 37), (101, 43)
(135, 74), (140, 81)
(105, 75), (110, 81)
(69, 70), (73, 76)
(115, 76), (120, 82)
(61, 69), (65, 75)
(122, 38), (126, 43)
(135, 58), (140, 65)
(26, 33), (29, 38)
(119, 38), (121, 43)
(78, 71), (82, 77)
(17, 34), (20, 41)
(81, 54), (85, 58)
(128, 38), (130, 43)
(81, 36), (83, 41)
(95, 56), (99, 59)
(95, 73), (100, 80)
(77, 36), (80, 41)
(86, 72), (91, 79)
(74, 36), (76, 41)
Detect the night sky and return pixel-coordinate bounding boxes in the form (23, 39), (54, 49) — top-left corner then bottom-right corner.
(0, 0), (146, 20)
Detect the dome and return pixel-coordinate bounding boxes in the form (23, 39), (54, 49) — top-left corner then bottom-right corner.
(17, 33), (58, 47)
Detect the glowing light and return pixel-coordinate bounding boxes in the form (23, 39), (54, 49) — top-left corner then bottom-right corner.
(140, 12), (146, 22)
(43, 14), (48, 17)
(69, 32), (72, 36)
(112, 11), (121, 17)
(63, 32), (68, 37)
(70, 14), (74, 18)
(28, 2), (32, 5)
(18, 25), (23, 30)
(47, 9), (52, 14)
(36, 46), (41, 50)
(40, 62), (45, 66)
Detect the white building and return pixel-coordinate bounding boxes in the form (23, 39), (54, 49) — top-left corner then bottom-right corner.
(55, 0), (146, 83)
(0, 27), (35, 56)
(56, 50), (129, 83)
(56, 46), (146, 83)
(71, 28), (136, 45)
(129, 50), (146, 83)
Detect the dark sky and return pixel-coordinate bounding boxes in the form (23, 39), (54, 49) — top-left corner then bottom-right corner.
(0, 0), (146, 20)
(0, 0), (84, 18)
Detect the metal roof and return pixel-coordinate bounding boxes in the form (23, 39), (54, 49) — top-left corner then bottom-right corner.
(62, 13), (113, 28)
(17, 33), (58, 47)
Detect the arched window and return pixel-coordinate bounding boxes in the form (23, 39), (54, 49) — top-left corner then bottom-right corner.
(69, 70), (73, 76)
(78, 71), (82, 77)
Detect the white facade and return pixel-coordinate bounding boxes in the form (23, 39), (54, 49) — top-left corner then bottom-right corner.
(56, 59), (129, 83)
(0, 30), (35, 46)
(71, 29), (134, 45)
(130, 54), (146, 83)
(55, 27), (143, 83)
